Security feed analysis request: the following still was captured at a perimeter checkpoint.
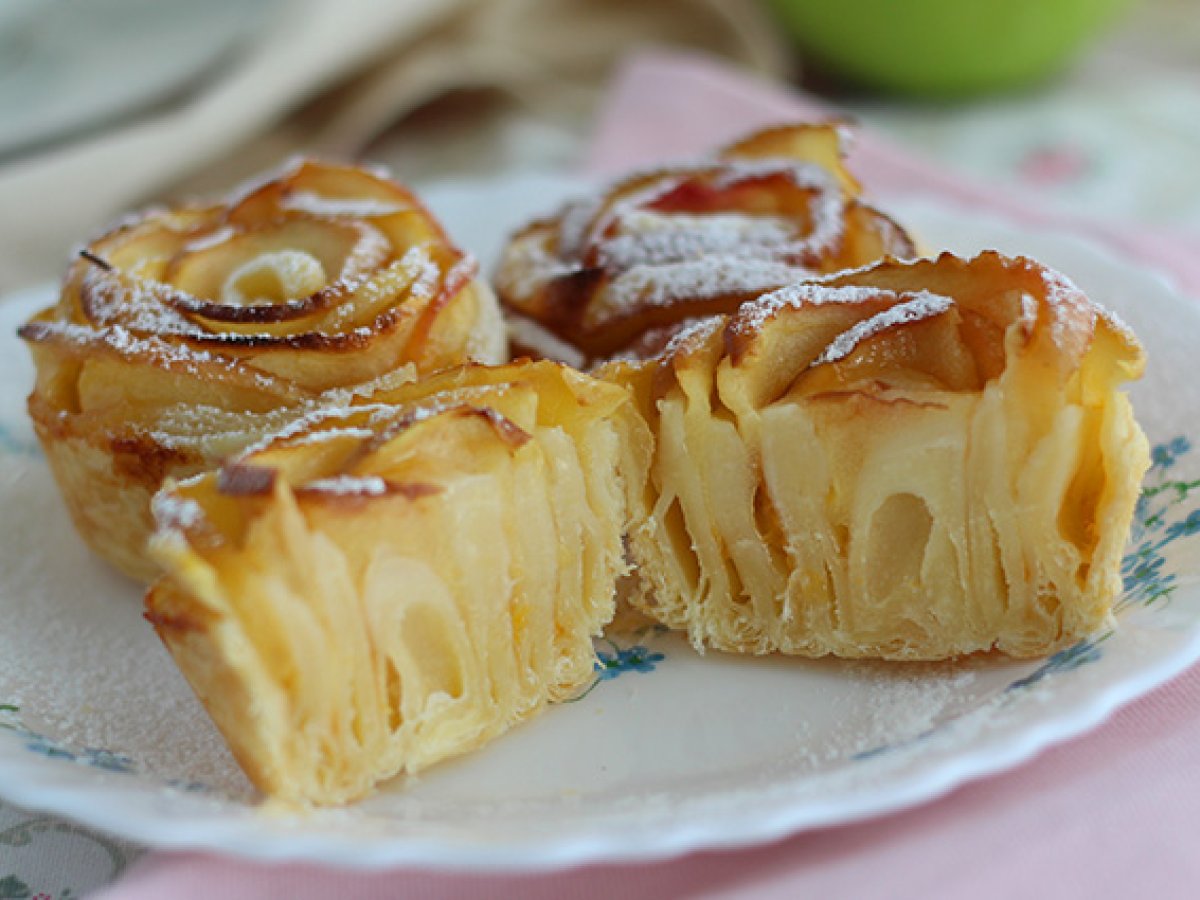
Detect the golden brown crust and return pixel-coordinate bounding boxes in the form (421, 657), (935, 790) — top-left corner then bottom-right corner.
(19, 160), (507, 581)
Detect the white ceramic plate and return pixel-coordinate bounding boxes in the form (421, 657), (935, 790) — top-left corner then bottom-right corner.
(2, 177), (1200, 871)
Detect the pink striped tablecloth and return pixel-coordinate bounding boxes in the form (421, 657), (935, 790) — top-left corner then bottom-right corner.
(93, 51), (1200, 900)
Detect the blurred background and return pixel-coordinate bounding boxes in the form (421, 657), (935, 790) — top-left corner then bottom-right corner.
(0, 0), (1196, 291)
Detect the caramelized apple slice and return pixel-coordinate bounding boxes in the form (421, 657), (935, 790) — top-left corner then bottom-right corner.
(19, 159), (506, 581)
(495, 122), (916, 366)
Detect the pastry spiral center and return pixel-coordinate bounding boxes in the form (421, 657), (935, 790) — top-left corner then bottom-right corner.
(221, 251), (327, 306)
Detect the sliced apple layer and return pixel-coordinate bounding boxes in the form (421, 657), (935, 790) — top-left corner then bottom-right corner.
(496, 122), (916, 368)
(19, 160), (504, 580)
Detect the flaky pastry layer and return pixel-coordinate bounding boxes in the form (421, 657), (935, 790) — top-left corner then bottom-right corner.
(603, 252), (1149, 660)
(145, 360), (628, 804)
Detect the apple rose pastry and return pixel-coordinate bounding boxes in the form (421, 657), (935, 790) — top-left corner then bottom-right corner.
(495, 123), (915, 367)
(18, 160), (504, 581)
(145, 360), (627, 804)
(605, 252), (1149, 660)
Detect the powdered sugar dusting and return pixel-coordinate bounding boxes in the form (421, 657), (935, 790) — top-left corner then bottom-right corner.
(660, 314), (725, 358)
(28, 321), (294, 397)
(505, 155), (859, 333)
(330, 224), (393, 284)
(730, 283), (890, 338)
(585, 159), (847, 282)
(812, 292), (954, 366)
(1039, 265), (1088, 351)
(1038, 262), (1139, 350)
(281, 192), (409, 218)
(81, 269), (197, 334)
(305, 474), (390, 496)
(797, 663), (981, 766)
(1096, 302), (1140, 347)
(597, 258), (811, 323)
(596, 213), (796, 269)
(402, 244), (440, 301)
(711, 158), (837, 192)
(234, 401), (387, 457)
(494, 232), (581, 304)
(287, 425), (374, 446)
(557, 197), (604, 259)
(183, 226), (236, 255)
(0, 457), (252, 797)
(1019, 291), (1039, 331)
(605, 314), (725, 363)
(151, 491), (204, 533)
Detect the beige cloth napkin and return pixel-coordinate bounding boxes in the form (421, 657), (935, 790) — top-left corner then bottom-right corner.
(0, 0), (785, 291)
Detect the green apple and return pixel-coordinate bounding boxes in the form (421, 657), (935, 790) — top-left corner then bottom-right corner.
(766, 0), (1131, 97)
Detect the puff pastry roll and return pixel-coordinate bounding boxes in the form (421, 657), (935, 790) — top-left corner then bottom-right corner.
(19, 160), (504, 580)
(605, 252), (1149, 660)
(496, 123), (915, 367)
(145, 360), (628, 804)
